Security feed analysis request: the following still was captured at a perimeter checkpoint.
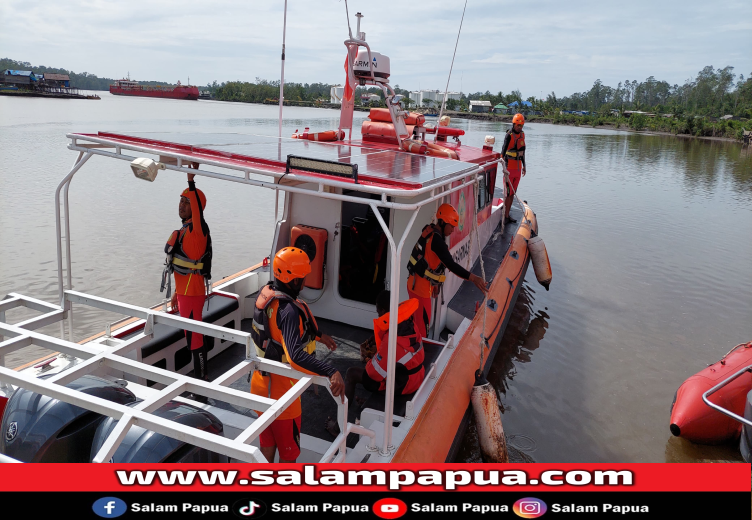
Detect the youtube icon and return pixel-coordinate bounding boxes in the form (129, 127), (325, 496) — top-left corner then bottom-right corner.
(373, 498), (408, 519)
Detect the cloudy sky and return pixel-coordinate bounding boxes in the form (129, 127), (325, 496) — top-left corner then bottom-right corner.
(2, 0), (750, 96)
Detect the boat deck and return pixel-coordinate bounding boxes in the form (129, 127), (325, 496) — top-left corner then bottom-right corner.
(200, 200), (526, 448)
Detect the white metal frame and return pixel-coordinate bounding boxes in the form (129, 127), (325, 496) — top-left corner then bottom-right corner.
(0, 291), (369, 463)
(1, 132), (500, 460)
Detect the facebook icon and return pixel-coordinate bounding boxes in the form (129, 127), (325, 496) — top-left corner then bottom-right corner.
(92, 497), (127, 518)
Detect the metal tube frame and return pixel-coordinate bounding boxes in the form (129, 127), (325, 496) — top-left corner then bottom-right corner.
(0, 293), (348, 463)
(701, 364), (752, 428)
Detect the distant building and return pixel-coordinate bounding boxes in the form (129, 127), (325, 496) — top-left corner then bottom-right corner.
(493, 103), (508, 114)
(508, 100), (533, 111)
(469, 100), (492, 113)
(360, 93), (381, 104)
(42, 73), (70, 88)
(2, 70), (39, 87)
(330, 85), (344, 104)
(409, 89), (461, 107)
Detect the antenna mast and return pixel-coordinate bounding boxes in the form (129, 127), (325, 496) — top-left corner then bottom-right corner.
(436, 0), (468, 142)
(278, 0), (289, 139)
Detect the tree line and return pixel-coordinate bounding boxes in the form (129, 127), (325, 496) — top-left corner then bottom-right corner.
(1, 58), (191, 90)
(466, 65), (751, 119)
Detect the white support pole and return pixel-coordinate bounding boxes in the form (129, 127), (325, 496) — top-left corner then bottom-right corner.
(55, 151), (91, 341)
(278, 0), (288, 139)
(369, 205), (420, 455)
(63, 179), (74, 341)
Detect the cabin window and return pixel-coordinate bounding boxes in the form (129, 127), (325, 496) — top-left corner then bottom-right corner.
(338, 190), (390, 305)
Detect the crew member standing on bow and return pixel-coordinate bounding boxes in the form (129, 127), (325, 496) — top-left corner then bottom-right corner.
(250, 247), (345, 463)
(501, 113), (526, 223)
(406, 203), (488, 334)
(162, 168), (213, 395)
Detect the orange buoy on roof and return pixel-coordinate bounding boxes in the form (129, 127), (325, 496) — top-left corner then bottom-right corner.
(670, 341), (752, 444)
(361, 121), (416, 143)
(291, 128), (344, 141)
(399, 139), (459, 160)
(368, 108), (425, 126)
(424, 126), (465, 137)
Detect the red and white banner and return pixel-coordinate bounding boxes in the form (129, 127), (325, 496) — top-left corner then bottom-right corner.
(0, 463), (747, 492)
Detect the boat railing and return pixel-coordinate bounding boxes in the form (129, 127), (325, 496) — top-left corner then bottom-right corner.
(0, 290), (368, 463)
(51, 135), (499, 457)
(701, 364), (752, 428)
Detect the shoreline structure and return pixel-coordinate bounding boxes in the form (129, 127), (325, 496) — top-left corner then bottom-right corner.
(258, 100), (744, 143)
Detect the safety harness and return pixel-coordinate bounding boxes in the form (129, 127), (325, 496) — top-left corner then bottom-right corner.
(504, 129), (525, 160)
(160, 222), (213, 296)
(406, 223), (447, 288)
(250, 283), (318, 365)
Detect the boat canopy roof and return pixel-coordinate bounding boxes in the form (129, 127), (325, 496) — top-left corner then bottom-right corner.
(68, 131), (485, 197)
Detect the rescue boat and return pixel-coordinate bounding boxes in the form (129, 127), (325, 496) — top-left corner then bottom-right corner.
(0, 14), (549, 464)
(670, 342), (752, 444)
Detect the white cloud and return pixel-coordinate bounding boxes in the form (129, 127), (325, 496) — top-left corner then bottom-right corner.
(1, 0), (749, 97)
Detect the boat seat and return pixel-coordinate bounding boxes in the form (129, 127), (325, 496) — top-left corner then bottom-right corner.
(119, 294), (239, 359)
(360, 339), (444, 417)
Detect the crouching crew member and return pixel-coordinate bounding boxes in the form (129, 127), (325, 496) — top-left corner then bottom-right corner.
(162, 170), (213, 396)
(406, 203), (487, 332)
(250, 247), (345, 462)
(327, 291), (425, 436)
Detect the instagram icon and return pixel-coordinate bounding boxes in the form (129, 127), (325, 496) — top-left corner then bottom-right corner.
(513, 497), (548, 518)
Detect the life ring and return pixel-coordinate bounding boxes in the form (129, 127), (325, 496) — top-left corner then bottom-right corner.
(291, 129), (344, 141)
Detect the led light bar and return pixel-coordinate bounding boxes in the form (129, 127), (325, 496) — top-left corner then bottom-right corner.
(286, 155), (358, 183)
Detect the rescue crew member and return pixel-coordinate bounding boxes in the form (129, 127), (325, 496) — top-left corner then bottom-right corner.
(406, 203), (488, 332)
(501, 113), (526, 223)
(163, 168), (213, 397)
(326, 290), (425, 436)
(250, 247), (345, 462)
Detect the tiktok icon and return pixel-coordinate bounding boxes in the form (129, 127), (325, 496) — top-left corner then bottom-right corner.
(233, 499), (268, 518)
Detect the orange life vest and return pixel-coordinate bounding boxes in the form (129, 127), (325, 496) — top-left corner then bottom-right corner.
(505, 130), (526, 166)
(249, 283), (319, 421)
(406, 224), (447, 298)
(366, 299), (425, 395)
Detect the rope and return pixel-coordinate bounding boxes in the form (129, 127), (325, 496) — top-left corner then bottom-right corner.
(343, 0), (353, 39)
(472, 179), (488, 373)
(435, 0), (468, 142)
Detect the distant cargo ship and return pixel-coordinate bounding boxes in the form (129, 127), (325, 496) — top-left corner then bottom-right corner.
(109, 78), (199, 100)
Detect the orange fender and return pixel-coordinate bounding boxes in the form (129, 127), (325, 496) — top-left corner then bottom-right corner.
(392, 205), (534, 462)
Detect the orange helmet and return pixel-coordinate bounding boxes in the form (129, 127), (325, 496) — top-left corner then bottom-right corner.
(273, 247), (311, 283)
(437, 203), (459, 227)
(512, 113), (525, 126)
(181, 187), (207, 210)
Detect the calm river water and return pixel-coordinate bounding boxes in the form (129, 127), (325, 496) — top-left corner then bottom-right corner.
(1, 93), (751, 462)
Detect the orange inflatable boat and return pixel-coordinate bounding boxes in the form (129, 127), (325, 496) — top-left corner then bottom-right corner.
(670, 342), (752, 444)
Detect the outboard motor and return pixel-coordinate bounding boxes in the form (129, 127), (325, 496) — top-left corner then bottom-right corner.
(1, 375), (136, 462)
(740, 389), (752, 462)
(91, 400), (228, 463)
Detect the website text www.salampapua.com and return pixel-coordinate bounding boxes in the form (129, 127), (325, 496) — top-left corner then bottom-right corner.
(115, 466), (634, 490)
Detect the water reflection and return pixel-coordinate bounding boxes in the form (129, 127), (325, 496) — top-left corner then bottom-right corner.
(1, 96), (751, 463)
